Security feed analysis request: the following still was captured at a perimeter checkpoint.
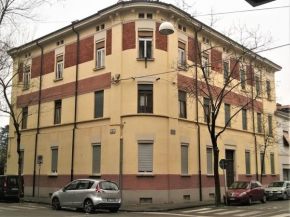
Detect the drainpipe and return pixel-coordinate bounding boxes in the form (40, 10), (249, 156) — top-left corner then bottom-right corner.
(194, 25), (203, 201)
(250, 57), (259, 181)
(32, 41), (44, 197)
(70, 24), (79, 182)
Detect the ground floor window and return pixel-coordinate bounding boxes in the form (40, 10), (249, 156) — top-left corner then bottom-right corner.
(283, 169), (290, 181)
(138, 142), (153, 173)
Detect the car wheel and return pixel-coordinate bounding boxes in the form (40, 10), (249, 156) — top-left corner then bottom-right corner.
(52, 197), (61, 210)
(84, 199), (94, 214)
(283, 193), (288, 200)
(247, 196), (252, 206)
(260, 195), (266, 203)
(108, 208), (119, 213)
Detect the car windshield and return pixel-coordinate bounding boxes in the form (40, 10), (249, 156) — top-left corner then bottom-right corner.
(268, 182), (284, 187)
(100, 181), (118, 191)
(230, 182), (249, 189)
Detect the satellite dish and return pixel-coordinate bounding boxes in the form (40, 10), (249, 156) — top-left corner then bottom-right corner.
(159, 21), (174, 35)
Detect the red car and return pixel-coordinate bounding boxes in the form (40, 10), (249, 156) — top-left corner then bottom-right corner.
(224, 181), (266, 205)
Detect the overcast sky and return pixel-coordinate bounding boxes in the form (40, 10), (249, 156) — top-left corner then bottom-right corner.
(1, 0), (289, 127)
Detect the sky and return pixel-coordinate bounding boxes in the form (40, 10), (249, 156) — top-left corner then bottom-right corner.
(0, 0), (289, 127)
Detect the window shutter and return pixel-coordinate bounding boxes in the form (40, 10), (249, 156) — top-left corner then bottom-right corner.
(225, 104), (231, 127)
(92, 145), (101, 174)
(268, 115), (273, 135)
(138, 31), (153, 37)
(138, 143), (153, 172)
(207, 148), (212, 174)
(178, 91), (186, 102)
(21, 150), (24, 174)
(51, 148), (58, 173)
(138, 84), (153, 91)
(94, 91), (104, 118)
(57, 55), (63, 62)
(178, 41), (186, 50)
(181, 145), (188, 174)
(245, 151), (250, 174)
(96, 41), (105, 50)
(270, 153), (275, 174)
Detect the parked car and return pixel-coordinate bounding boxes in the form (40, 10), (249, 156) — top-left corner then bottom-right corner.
(265, 181), (290, 200)
(0, 175), (22, 201)
(51, 179), (121, 213)
(224, 180), (266, 205)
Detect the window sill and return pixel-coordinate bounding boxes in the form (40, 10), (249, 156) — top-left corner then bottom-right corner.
(137, 173), (154, 177)
(48, 174), (58, 177)
(93, 66), (105, 71)
(54, 78), (63, 82)
(136, 58), (155, 61)
(22, 87), (30, 91)
(246, 174), (252, 177)
(206, 174), (214, 177)
(262, 174), (267, 177)
(90, 174), (101, 177)
(178, 66), (187, 71)
(181, 174), (191, 177)
(271, 174), (276, 176)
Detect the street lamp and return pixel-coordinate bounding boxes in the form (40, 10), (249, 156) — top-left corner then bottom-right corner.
(159, 21), (174, 35)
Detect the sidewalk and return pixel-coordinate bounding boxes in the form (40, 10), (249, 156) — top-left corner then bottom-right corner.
(24, 196), (215, 212)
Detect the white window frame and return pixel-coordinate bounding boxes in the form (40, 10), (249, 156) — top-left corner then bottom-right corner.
(206, 147), (213, 175)
(24, 68), (30, 89)
(202, 56), (209, 77)
(178, 48), (185, 67)
(96, 47), (105, 69)
(56, 60), (63, 79)
(139, 37), (152, 59)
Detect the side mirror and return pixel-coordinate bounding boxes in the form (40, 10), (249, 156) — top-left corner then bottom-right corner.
(62, 188), (66, 192)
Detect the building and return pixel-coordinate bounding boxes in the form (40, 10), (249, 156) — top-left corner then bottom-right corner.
(275, 105), (290, 181)
(6, 0), (281, 204)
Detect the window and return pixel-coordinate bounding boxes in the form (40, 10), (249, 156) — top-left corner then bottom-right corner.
(147, 13), (153, 19)
(257, 113), (262, 133)
(96, 41), (105, 69)
(51, 148), (58, 173)
(65, 180), (79, 190)
(225, 103), (231, 127)
(182, 26), (186, 32)
(138, 13), (145, 18)
(21, 150), (24, 174)
(56, 55), (63, 79)
(245, 151), (250, 175)
(223, 62), (229, 83)
(207, 148), (213, 174)
(101, 24), (105, 30)
(138, 142), (153, 173)
(178, 90), (186, 118)
(268, 115), (273, 135)
(283, 131), (289, 147)
(204, 98), (211, 123)
(22, 107), (28, 129)
(260, 152), (265, 174)
(92, 145), (101, 174)
(54, 100), (62, 124)
(181, 144), (188, 175)
(255, 76), (260, 95)
(138, 31), (153, 59)
(202, 56), (209, 77)
(178, 24), (182, 30)
(94, 90), (104, 118)
(178, 41), (186, 67)
(242, 109), (247, 130)
(270, 153), (275, 174)
(241, 70), (246, 89)
(24, 66), (30, 89)
(96, 26), (100, 31)
(138, 84), (153, 113)
(266, 80), (271, 100)
(283, 169), (290, 181)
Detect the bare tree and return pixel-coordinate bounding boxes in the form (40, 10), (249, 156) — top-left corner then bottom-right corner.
(0, 0), (65, 201)
(174, 11), (276, 206)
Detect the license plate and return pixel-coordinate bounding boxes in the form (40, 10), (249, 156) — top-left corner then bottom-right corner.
(107, 199), (116, 202)
(269, 193), (273, 196)
(12, 188), (18, 190)
(229, 198), (236, 200)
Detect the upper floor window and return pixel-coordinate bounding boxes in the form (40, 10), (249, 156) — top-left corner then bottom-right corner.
(24, 66), (30, 89)
(257, 113), (262, 133)
(178, 41), (186, 68)
(266, 80), (271, 100)
(204, 98), (211, 123)
(255, 76), (260, 95)
(202, 56), (209, 77)
(147, 13), (153, 19)
(138, 13), (145, 18)
(138, 31), (153, 59)
(138, 84), (153, 113)
(96, 41), (105, 69)
(22, 107), (28, 129)
(241, 69), (246, 89)
(94, 90), (104, 118)
(56, 55), (63, 79)
(225, 103), (231, 127)
(223, 62), (229, 83)
(268, 115), (273, 136)
(54, 100), (62, 124)
(178, 90), (187, 118)
(242, 109), (247, 130)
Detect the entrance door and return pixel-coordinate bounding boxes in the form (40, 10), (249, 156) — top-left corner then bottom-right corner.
(226, 150), (235, 187)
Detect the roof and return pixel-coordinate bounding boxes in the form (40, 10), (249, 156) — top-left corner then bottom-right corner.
(8, 0), (282, 70)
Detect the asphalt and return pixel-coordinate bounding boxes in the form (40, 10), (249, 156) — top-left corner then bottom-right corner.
(24, 196), (216, 212)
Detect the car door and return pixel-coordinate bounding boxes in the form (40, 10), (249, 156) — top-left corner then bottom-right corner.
(6, 176), (19, 197)
(256, 181), (264, 200)
(286, 182), (290, 195)
(58, 180), (79, 207)
(250, 181), (258, 201)
(72, 180), (93, 208)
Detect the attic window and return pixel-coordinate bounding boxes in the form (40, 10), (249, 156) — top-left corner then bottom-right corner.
(223, 47), (229, 53)
(101, 24), (105, 30)
(178, 24), (187, 33)
(183, 27), (186, 32)
(24, 53), (31, 58)
(96, 26), (100, 31)
(203, 37), (210, 44)
(56, 40), (64, 46)
(178, 24), (182, 30)
(147, 13), (153, 19)
(139, 13), (145, 18)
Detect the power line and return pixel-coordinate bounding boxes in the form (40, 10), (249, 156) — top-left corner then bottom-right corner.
(194, 6), (290, 17)
(118, 43), (289, 82)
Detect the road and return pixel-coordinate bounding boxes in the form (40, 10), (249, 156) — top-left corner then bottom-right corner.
(0, 199), (289, 217)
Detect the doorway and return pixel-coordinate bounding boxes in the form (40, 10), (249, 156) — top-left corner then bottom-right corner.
(225, 150), (235, 187)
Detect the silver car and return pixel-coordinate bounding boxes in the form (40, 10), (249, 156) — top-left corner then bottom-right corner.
(51, 179), (121, 213)
(265, 181), (290, 200)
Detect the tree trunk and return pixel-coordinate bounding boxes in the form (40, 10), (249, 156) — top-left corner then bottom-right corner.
(212, 137), (221, 206)
(16, 130), (24, 202)
(260, 146), (267, 184)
